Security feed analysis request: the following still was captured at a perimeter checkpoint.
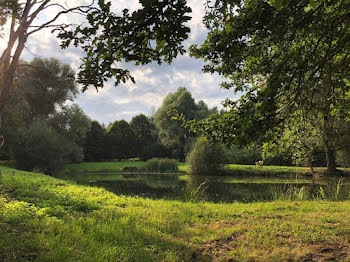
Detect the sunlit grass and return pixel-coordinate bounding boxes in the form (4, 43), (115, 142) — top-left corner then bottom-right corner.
(224, 164), (350, 176)
(62, 161), (149, 173)
(63, 161), (350, 178)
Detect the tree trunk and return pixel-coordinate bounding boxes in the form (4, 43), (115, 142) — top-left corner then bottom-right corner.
(322, 114), (338, 174)
(324, 141), (337, 174)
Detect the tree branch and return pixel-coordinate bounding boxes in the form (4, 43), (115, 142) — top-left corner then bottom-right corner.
(28, 1), (96, 35)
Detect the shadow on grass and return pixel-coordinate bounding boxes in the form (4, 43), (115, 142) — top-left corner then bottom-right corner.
(0, 170), (210, 261)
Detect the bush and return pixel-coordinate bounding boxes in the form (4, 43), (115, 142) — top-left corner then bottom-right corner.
(186, 137), (227, 175)
(121, 166), (139, 172)
(13, 119), (83, 175)
(143, 158), (178, 173)
(140, 143), (168, 161)
(226, 147), (261, 165)
(264, 153), (294, 166)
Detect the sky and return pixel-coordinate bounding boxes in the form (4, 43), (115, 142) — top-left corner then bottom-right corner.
(1, 0), (238, 124)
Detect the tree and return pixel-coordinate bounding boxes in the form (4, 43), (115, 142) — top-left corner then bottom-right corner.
(188, 0), (350, 174)
(0, 0), (191, 145)
(15, 58), (77, 120)
(0, 57), (79, 159)
(105, 120), (137, 160)
(226, 146), (262, 166)
(84, 120), (106, 162)
(130, 114), (157, 147)
(48, 104), (91, 162)
(0, 86), (30, 159)
(130, 114), (164, 160)
(13, 118), (76, 174)
(186, 137), (227, 175)
(3, 101), (90, 171)
(154, 87), (214, 161)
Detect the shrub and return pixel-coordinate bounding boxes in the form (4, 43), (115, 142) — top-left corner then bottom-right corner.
(226, 147), (262, 165)
(144, 158), (178, 173)
(121, 166), (139, 172)
(13, 119), (83, 175)
(140, 143), (168, 161)
(186, 137), (227, 175)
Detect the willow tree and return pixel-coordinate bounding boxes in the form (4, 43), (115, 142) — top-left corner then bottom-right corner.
(187, 0), (350, 174)
(0, 0), (191, 144)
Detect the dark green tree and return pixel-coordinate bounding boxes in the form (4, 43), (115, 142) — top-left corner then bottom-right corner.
(48, 104), (91, 162)
(84, 120), (106, 162)
(130, 114), (163, 160)
(130, 114), (157, 146)
(155, 87), (214, 161)
(188, 0), (350, 174)
(105, 120), (137, 160)
(13, 118), (75, 175)
(0, 87), (29, 159)
(186, 137), (227, 175)
(0, 58), (80, 160)
(15, 58), (77, 120)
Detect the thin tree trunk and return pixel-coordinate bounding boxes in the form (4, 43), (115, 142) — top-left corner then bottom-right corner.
(322, 114), (338, 174)
(324, 141), (337, 173)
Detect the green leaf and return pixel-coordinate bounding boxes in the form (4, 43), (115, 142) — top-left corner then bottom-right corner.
(310, 0), (317, 8)
(268, 0), (284, 9)
(224, 24), (232, 32)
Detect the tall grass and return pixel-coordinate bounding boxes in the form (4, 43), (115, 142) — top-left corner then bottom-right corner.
(270, 185), (308, 201)
(271, 179), (348, 201)
(180, 179), (208, 203)
(143, 158), (179, 173)
(318, 179), (344, 201)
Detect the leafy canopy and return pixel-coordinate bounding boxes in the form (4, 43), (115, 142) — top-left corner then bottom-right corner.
(187, 0), (350, 147)
(56, 0), (191, 90)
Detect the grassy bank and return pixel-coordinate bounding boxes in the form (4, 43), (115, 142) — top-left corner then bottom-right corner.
(224, 164), (312, 176)
(63, 161), (350, 177)
(224, 164), (350, 177)
(1, 166), (350, 261)
(62, 161), (187, 174)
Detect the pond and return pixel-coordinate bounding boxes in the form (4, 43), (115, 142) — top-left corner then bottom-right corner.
(62, 173), (350, 203)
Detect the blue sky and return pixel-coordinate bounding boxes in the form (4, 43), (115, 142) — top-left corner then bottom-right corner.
(1, 0), (237, 124)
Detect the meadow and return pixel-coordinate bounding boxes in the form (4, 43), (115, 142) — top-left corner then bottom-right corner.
(62, 160), (350, 177)
(1, 165), (350, 261)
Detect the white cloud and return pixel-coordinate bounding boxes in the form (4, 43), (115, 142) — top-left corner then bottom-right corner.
(114, 92), (163, 108)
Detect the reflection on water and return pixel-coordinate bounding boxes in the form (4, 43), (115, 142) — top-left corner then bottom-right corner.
(66, 173), (350, 203)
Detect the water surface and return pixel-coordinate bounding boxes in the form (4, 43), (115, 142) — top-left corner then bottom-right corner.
(62, 173), (350, 203)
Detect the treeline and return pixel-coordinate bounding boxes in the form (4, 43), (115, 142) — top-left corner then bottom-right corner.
(0, 58), (90, 174)
(84, 87), (217, 162)
(0, 58), (218, 174)
(3, 57), (350, 175)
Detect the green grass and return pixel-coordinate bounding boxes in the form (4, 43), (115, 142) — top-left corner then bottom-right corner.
(224, 164), (350, 176)
(63, 161), (187, 175)
(63, 161), (350, 177)
(2, 166), (350, 261)
(62, 161), (149, 173)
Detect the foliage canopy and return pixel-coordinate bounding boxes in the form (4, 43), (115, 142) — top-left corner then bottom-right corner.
(186, 0), (350, 172)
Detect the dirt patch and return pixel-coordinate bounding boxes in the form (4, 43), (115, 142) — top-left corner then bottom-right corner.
(261, 215), (284, 219)
(301, 243), (350, 261)
(197, 232), (246, 262)
(208, 221), (238, 230)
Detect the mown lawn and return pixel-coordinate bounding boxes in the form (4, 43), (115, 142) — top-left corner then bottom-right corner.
(62, 161), (149, 173)
(224, 164), (350, 177)
(1, 166), (350, 261)
(62, 161), (350, 177)
(62, 161), (187, 174)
